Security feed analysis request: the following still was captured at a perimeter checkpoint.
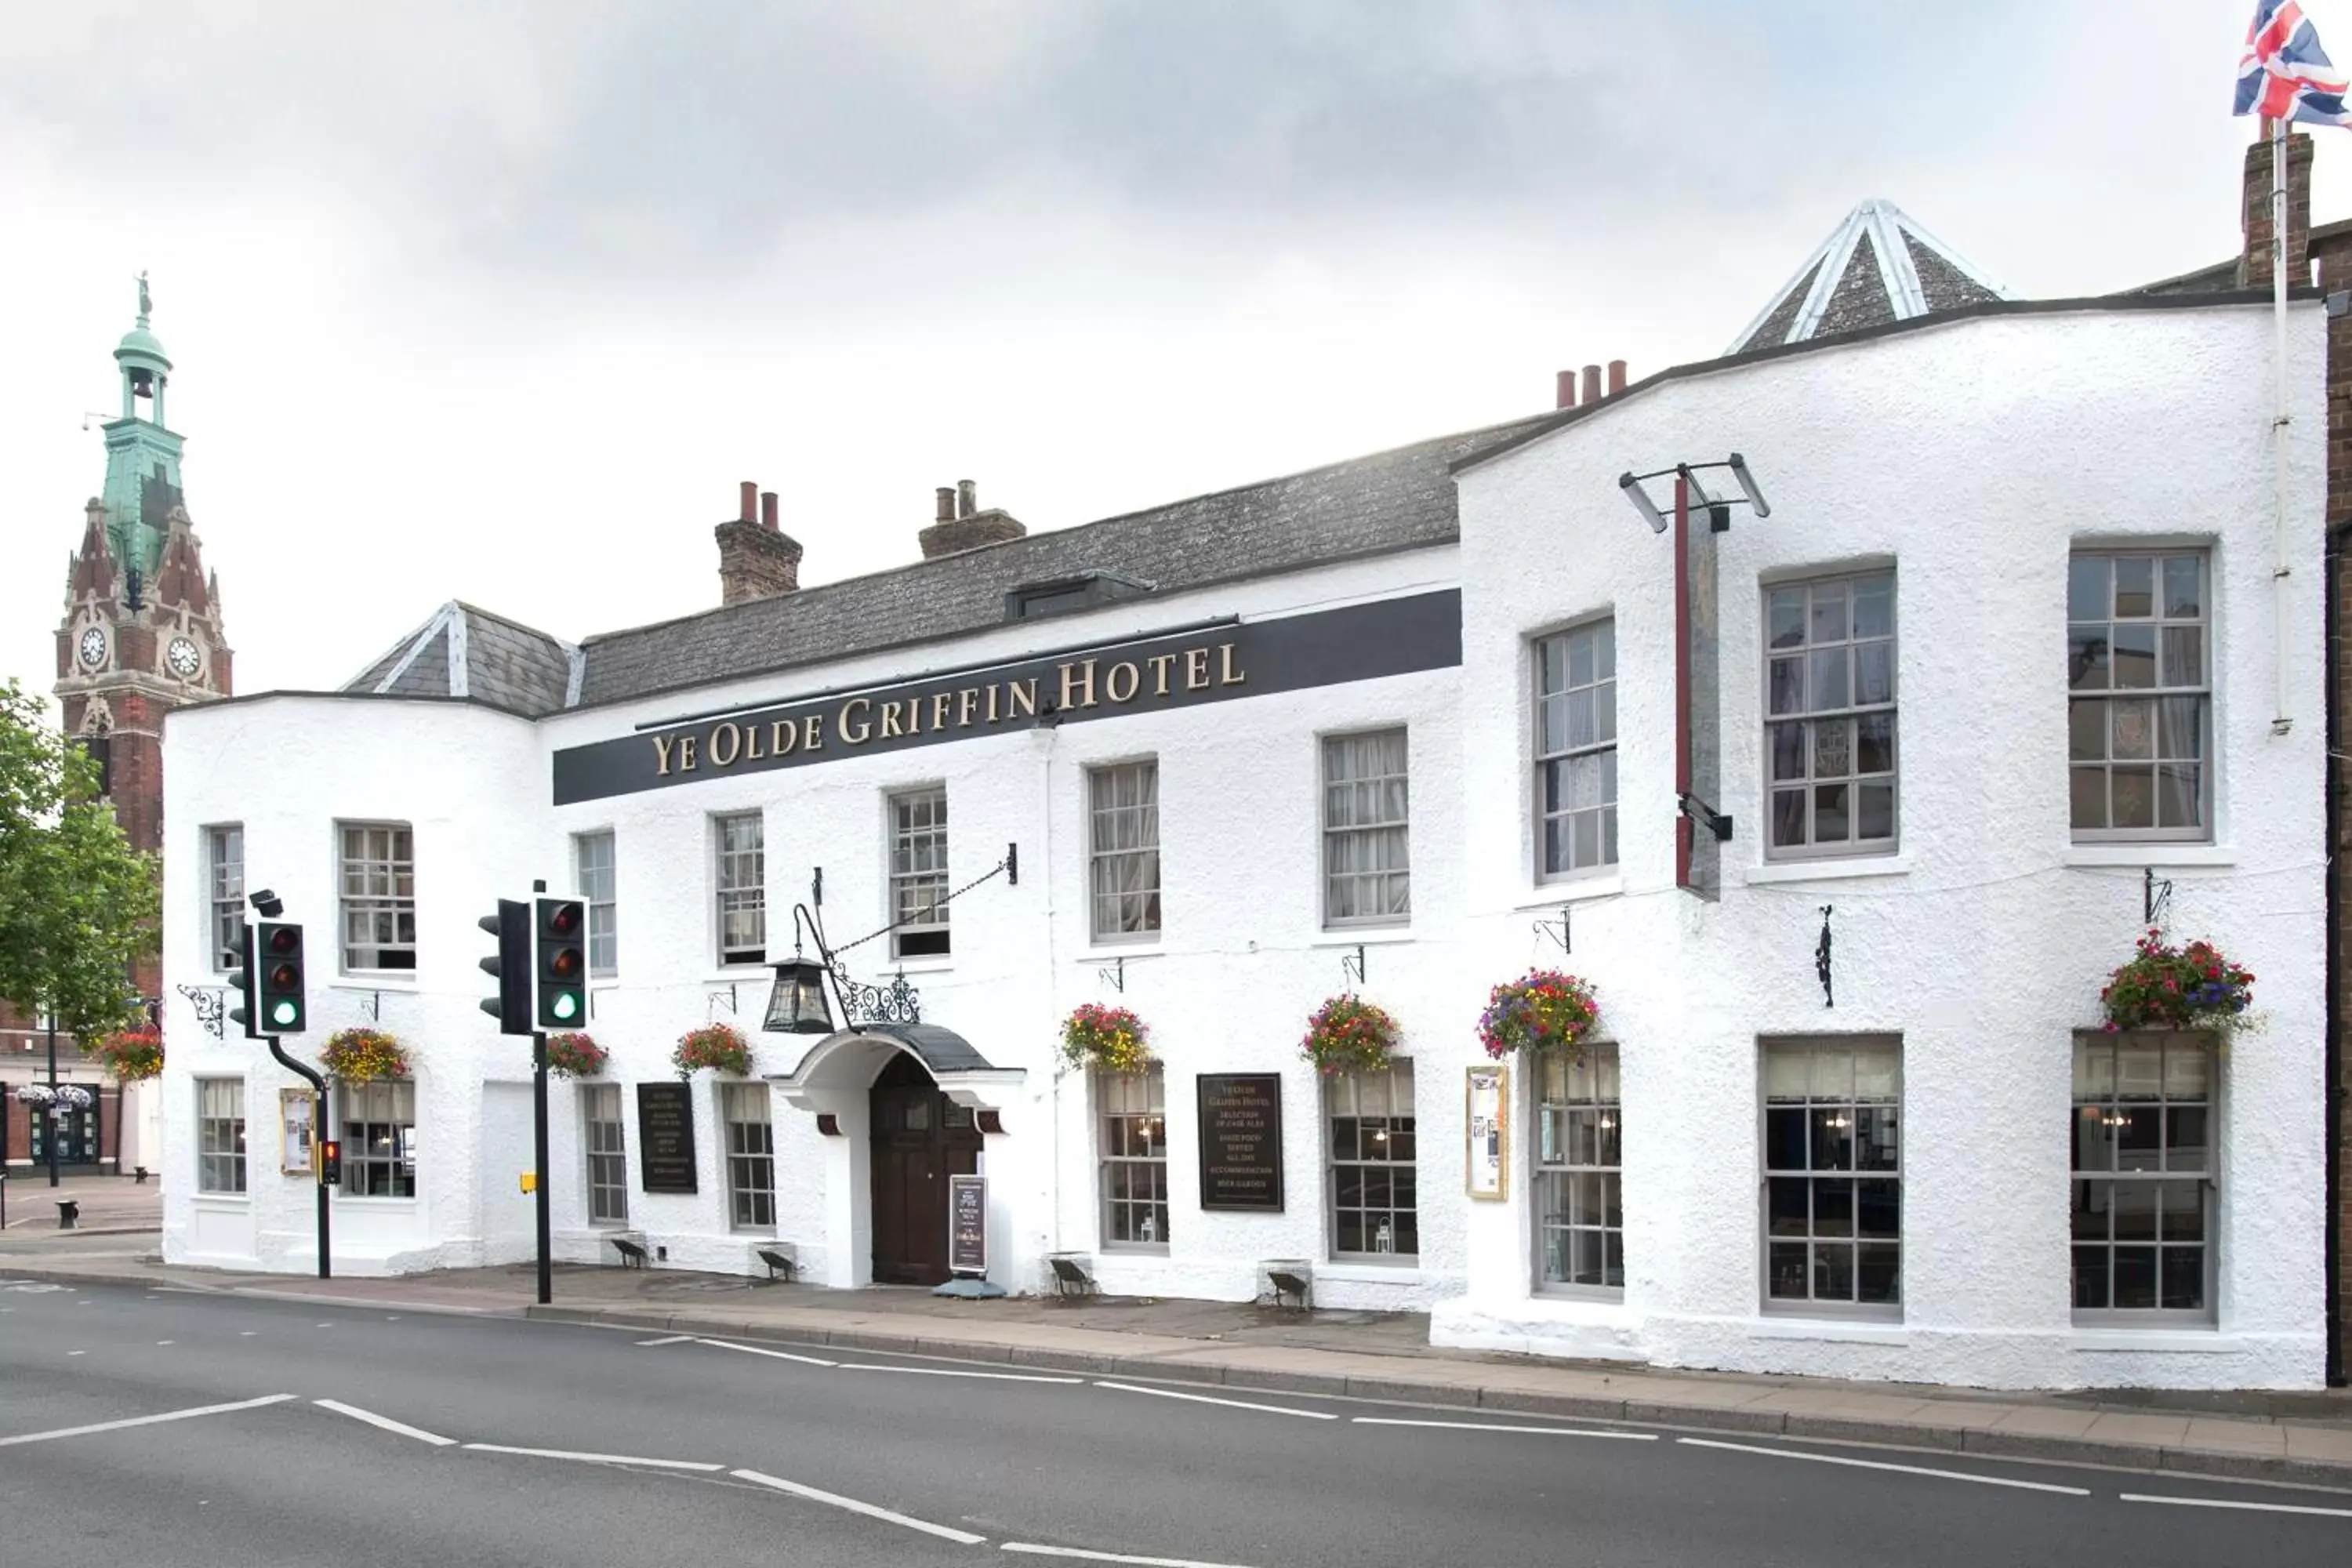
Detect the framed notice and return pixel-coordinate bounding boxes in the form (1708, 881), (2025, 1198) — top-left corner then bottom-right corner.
(635, 1083), (699, 1194)
(278, 1087), (316, 1176)
(1196, 1073), (1284, 1212)
(1465, 1063), (1508, 1200)
(948, 1174), (987, 1276)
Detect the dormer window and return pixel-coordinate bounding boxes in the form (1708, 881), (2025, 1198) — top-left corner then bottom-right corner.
(1004, 570), (1155, 622)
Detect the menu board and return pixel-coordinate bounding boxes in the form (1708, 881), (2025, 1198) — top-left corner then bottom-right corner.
(1197, 1073), (1284, 1211)
(1465, 1063), (1508, 1200)
(948, 1174), (987, 1276)
(636, 1083), (699, 1193)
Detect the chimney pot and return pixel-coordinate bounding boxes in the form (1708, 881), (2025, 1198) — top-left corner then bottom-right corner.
(739, 481), (757, 523)
(760, 491), (779, 532)
(935, 486), (956, 523)
(1581, 365), (1602, 405)
(1555, 370), (1577, 410)
(1607, 359), (1628, 395)
(956, 479), (977, 519)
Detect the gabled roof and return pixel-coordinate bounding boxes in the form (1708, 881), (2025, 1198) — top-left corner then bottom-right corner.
(1726, 198), (2007, 356)
(344, 601), (580, 717)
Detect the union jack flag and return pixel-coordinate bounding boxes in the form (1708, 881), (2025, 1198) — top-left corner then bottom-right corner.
(2238, 1), (2352, 127)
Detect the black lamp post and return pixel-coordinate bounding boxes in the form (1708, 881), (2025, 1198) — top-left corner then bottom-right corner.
(44, 1007), (59, 1189)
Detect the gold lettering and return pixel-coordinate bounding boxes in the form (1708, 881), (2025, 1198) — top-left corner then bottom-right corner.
(709, 722), (742, 767)
(1219, 641), (1247, 687)
(802, 714), (825, 753)
(1148, 652), (1178, 697)
(745, 722), (767, 761)
(880, 702), (905, 739)
(654, 735), (676, 776)
(931, 691), (953, 731)
(771, 720), (797, 758)
(956, 687), (978, 727)
(904, 697), (921, 735)
(1105, 661), (1140, 703)
(1008, 679), (1038, 718)
(1060, 659), (1099, 710)
(1184, 648), (1210, 691)
(985, 684), (1000, 724)
(839, 697), (873, 745)
(677, 734), (699, 772)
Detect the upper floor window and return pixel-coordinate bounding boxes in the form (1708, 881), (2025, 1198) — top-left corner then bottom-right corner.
(1766, 574), (1896, 857)
(2069, 551), (2210, 840)
(889, 788), (951, 959)
(338, 822), (416, 972)
(575, 830), (617, 978)
(1323, 729), (1410, 927)
(1088, 761), (1160, 943)
(1534, 621), (1617, 879)
(713, 811), (765, 967)
(206, 824), (244, 971)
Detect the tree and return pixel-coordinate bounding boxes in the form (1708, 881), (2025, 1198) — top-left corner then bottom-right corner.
(0, 678), (158, 1043)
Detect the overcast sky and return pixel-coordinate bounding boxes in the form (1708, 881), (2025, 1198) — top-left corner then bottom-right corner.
(0, 1), (2337, 702)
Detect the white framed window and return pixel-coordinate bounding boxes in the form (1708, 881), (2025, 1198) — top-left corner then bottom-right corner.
(888, 788), (950, 959)
(1087, 760), (1160, 942)
(1535, 1045), (1621, 1294)
(337, 822), (416, 972)
(713, 812), (765, 967)
(2068, 550), (2211, 840)
(1534, 620), (1617, 879)
(583, 1082), (627, 1226)
(1328, 1062), (1417, 1260)
(575, 830), (618, 978)
(196, 1078), (245, 1195)
(339, 1079), (416, 1198)
(1323, 729), (1410, 927)
(2071, 1033), (2215, 1321)
(722, 1083), (775, 1230)
(205, 825), (244, 972)
(1762, 1038), (1900, 1316)
(1766, 573), (1896, 857)
(1098, 1066), (1168, 1250)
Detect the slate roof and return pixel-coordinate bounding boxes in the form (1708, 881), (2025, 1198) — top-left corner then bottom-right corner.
(344, 602), (579, 716)
(1726, 199), (2007, 355)
(2129, 214), (2352, 296)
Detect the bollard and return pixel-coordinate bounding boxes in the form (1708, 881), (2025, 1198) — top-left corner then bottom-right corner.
(56, 1198), (80, 1230)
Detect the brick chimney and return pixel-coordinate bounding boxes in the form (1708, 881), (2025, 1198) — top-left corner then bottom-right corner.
(2241, 125), (2315, 289)
(918, 478), (1026, 560)
(715, 479), (804, 606)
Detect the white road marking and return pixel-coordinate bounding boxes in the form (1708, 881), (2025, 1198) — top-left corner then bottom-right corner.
(693, 1336), (837, 1367)
(314, 1399), (456, 1446)
(1675, 1437), (2090, 1496)
(1352, 1416), (1656, 1440)
(155, 1340), (173, 1346)
(463, 1443), (724, 1472)
(634, 1334), (695, 1346)
(66, 1349), (84, 1356)
(837, 1364), (1084, 1385)
(1093, 1381), (1336, 1421)
(238, 1331), (256, 1337)
(0, 1393), (298, 1448)
(730, 1467), (988, 1545)
(1002, 1544), (1268, 1567)
(2122, 1493), (2352, 1519)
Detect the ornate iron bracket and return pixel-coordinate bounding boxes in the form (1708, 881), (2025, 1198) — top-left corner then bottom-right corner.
(1098, 955), (1125, 993)
(1340, 944), (1367, 993)
(1814, 905), (1835, 1008)
(2143, 867), (2173, 929)
(176, 983), (227, 1040)
(706, 984), (738, 1021)
(832, 964), (921, 1026)
(1534, 905), (1572, 955)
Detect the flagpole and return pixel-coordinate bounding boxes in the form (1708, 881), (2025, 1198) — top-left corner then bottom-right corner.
(2272, 111), (2295, 735)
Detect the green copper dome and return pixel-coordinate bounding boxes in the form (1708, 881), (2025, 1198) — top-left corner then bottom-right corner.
(113, 323), (170, 368)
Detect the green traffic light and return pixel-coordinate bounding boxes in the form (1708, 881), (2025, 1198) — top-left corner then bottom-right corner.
(551, 991), (581, 1023)
(269, 1000), (301, 1027)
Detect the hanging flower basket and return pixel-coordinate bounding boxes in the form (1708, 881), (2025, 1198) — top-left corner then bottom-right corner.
(1300, 994), (1401, 1075)
(544, 1032), (608, 1080)
(14, 1083), (53, 1107)
(673, 1022), (752, 1078)
(2099, 929), (2256, 1033)
(320, 1027), (410, 1082)
(1060, 1003), (1152, 1074)
(93, 1027), (164, 1083)
(1475, 970), (1601, 1060)
(16, 1083), (93, 1109)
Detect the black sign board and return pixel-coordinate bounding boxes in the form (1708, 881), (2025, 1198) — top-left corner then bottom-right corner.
(635, 1083), (699, 1194)
(948, 1174), (986, 1276)
(1197, 1073), (1284, 1212)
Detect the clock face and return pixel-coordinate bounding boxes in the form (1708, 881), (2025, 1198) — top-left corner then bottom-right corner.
(77, 627), (106, 668)
(166, 637), (201, 679)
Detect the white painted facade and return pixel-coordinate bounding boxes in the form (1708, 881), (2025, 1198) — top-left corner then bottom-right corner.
(159, 298), (2331, 1388)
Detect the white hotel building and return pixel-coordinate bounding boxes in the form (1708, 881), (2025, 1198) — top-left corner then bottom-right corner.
(159, 205), (2334, 1389)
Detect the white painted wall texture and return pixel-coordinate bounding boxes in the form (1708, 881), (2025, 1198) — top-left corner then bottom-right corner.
(158, 299), (2330, 1388)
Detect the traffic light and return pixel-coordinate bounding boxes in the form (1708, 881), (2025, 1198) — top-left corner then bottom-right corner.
(318, 1138), (342, 1185)
(256, 922), (307, 1033)
(535, 898), (586, 1029)
(225, 922), (258, 1039)
(478, 899), (530, 1036)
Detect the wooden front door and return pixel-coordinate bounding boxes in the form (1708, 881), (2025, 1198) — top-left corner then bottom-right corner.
(869, 1052), (981, 1286)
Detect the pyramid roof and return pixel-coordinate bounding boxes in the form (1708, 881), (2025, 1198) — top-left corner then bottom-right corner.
(1726, 198), (2007, 356)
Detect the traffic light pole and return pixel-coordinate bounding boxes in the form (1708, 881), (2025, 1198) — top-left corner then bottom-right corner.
(267, 1036), (332, 1279)
(532, 1029), (551, 1305)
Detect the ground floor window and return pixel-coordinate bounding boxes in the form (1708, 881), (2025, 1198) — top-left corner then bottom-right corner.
(1762, 1038), (1900, 1312)
(1535, 1044), (1621, 1292)
(340, 1079), (416, 1197)
(198, 1079), (246, 1194)
(2071, 1033), (2214, 1319)
(583, 1083), (627, 1225)
(723, 1083), (775, 1231)
(1329, 1061), (1417, 1259)
(1098, 1066), (1168, 1250)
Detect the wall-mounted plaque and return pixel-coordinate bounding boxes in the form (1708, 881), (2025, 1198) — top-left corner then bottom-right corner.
(948, 1174), (987, 1276)
(1197, 1073), (1283, 1211)
(278, 1087), (316, 1176)
(636, 1083), (699, 1194)
(1465, 1062), (1508, 1200)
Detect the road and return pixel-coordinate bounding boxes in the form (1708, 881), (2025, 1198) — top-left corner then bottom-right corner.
(2, 1277), (2347, 1566)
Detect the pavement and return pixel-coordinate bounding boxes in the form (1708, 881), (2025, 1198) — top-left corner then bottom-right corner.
(5, 1209), (2349, 1495)
(0, 1168), (162, 1233)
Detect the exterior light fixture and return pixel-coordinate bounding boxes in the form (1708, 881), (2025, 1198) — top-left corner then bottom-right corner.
(1617, 453), (1771, 536)
(1726, 452), (1771, 519)
(764, 950), (835, 1035)
(1617, 472), (1668, 534)
(249, 887), (285, 918)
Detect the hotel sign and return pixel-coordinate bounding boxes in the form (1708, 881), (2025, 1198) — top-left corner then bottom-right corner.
(551, 590), (1461, 805)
